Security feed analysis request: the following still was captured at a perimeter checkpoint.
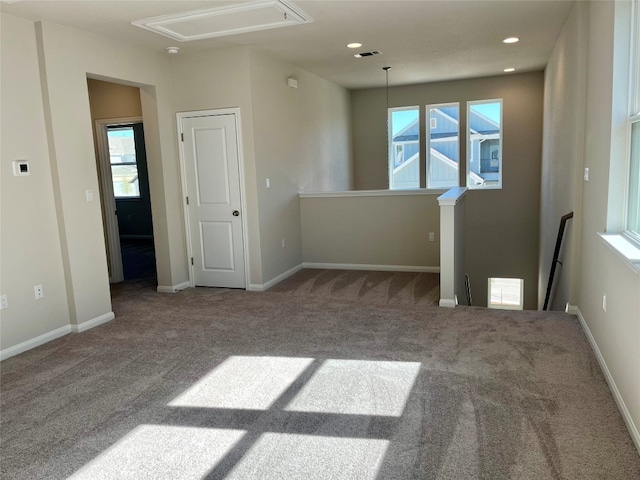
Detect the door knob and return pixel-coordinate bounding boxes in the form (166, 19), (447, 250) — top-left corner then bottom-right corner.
(232, 210), (240, 216)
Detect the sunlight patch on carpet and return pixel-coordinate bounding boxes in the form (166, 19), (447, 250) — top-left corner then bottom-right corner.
(226, 433), (389, 480)
(285, 359), (421, 416)
(169, 356), (314, 409)
(68, 425), (245, 479)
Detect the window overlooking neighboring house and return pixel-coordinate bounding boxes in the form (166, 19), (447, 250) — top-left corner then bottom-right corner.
(467, 99), (503, 189)
(107, 125), (140, 198)
(427, 103), (460, 189)
(388, 107), (420, 190)
(388, 99), (503, 191)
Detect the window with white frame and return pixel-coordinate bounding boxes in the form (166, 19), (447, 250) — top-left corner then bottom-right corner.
(625, 0), (640, 243)
(107, 125), (141, 198)
(388, 107), (420, 190)
(427, 103), (460, 189)
(467, 99), (503, 189)
(488, 278), (524, 310)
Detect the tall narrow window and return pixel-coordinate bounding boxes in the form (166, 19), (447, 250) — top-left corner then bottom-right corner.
(388, 107), (419, 190)
(626, 0), (640, 242)
(108, 125), (140, 198)
(628, 122), (640, 240)
(427, 103), (459, 189)
(467, 99), (503, 189)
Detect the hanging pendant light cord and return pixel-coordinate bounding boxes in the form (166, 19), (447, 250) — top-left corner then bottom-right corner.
(383, 66), (391, 110)
(383, 67), (391, 184)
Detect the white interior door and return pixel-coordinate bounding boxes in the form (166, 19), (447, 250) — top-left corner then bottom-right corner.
(181, 113), (246, 288)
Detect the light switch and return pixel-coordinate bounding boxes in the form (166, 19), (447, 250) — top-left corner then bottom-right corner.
(584, 167), (589, 182)
(266, 178), (271, 189)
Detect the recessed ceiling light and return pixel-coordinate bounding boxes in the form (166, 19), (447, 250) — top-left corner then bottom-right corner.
(503, 67), (516, 72)
(347, 42), (362, 49)
(503, 37), (520, 44)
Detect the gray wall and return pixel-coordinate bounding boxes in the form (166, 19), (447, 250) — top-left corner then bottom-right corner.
(248, 50), (353, 284)
(539, 1), (587, 310)
(351, 73), (544, 309)
(301, 193), (440, 268)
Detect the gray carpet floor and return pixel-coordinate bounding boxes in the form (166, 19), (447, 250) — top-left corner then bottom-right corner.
(1, 270), (639, 479)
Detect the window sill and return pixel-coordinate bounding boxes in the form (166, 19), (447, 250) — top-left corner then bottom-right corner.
(598, 233), (640, 274)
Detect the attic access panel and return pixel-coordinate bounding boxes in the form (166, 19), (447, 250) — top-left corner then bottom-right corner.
(132, 0), (313, 42)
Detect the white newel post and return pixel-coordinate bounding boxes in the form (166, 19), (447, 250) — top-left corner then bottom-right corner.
(438, 187), (467, 308)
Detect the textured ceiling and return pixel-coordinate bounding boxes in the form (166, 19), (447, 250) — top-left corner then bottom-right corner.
(0, 0), (574, 89)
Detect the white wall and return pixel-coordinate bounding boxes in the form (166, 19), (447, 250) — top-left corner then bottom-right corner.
(542, 0), (640, 450)
(1, 13), (189, 355)
(579, 0), (640, 450)
(34, 20), (185, 319)
(1, 14), (354, 354)
(0, 14), (70, 351)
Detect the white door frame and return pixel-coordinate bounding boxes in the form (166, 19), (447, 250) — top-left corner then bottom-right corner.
(95, 116), (143, 283)
(176, 108), (250, 289)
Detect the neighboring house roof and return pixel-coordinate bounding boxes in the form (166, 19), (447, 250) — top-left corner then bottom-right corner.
(391, 106), (499, 143)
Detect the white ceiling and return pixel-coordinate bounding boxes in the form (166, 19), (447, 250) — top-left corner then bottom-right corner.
(0, 0), (574, 89)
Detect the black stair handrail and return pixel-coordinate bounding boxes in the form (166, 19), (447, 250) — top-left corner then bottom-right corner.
(543, 212), (574, 310)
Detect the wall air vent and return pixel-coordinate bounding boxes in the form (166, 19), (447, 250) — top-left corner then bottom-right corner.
(132, 0), (313, 42)
(354, 50), (382, 59)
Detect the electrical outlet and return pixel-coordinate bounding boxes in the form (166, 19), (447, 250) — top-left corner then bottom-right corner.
(281, 238), (286, 248)
(266, 178), (271, 189)
(584, 167), (590, 182)
(34, 285), (44, 300)
(602, 293), (607, 312)
(429, 232), (435, 242)
(0, 294), (8, 310)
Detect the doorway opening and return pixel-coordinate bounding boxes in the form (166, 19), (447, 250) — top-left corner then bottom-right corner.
(88, 79), (157, 287)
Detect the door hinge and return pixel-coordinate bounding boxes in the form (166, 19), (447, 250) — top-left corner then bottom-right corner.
(186, 196), (189, 205)
(191, 257), (194, 266)
(181, 133), (184, 142)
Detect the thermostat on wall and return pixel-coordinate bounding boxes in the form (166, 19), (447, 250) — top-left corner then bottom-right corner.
(13, 160), (30, 176)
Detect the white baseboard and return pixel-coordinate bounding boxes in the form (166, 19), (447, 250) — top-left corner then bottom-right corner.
(576, 307), (640, 454)
(248, 264), (303, 292)
(565, 303), (579, 315)
(71, 312), (115, 333)
(439, 298), (457, 308)
(157, 281), (190, 293)
(302, 262), (440, 273)
(0, 325), (71, 361)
